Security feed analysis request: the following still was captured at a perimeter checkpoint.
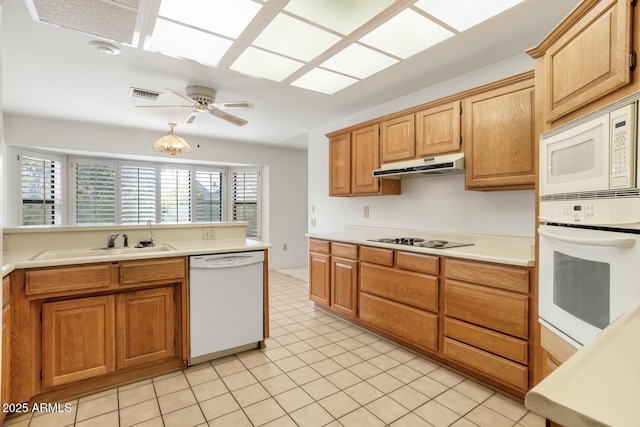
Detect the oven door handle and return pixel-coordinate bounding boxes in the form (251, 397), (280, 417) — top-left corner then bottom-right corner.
(538, 227), (636, 248)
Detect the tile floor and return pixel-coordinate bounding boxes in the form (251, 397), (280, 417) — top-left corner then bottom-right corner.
(3, 271), (545, 427)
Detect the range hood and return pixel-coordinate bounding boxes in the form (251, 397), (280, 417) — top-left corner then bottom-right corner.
(372, 153), (464, 178)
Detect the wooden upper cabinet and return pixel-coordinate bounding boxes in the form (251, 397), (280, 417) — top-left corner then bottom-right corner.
(380, 114), (415, 163)
(328, 132), (351, 196)
(528, 0), (634, 123)
(416, 100), (461, 157)
(352, 124), (381, 194)
(464, 76), (535, 190)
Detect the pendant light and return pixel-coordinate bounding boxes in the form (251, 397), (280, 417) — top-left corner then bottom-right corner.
(152, 123), (192, 157)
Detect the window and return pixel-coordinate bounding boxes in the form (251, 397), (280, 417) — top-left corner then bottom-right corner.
(74, 159), (116, 224)
(20, 152), (63, 226)
(195, 170), (224, 222)
(161, 168), (191, 222)
(121, 165), (157, 224)
(231, 168), (261, 238)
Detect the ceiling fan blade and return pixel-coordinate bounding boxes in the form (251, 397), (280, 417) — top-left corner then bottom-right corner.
(211, 101), (254, 109)
(184, 111), (199, 125)
(208, 108), (248, 126)
(167, 88), (197, 105)
(134, 104), (193, 108)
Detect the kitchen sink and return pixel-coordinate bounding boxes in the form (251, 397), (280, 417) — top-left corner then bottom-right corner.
(30, 244), (177, 261)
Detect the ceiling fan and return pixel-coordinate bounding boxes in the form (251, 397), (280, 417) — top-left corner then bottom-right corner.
(136, 86), (253, 127)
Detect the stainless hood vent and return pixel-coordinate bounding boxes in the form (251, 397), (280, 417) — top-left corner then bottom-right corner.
(372, 153), (464, 178)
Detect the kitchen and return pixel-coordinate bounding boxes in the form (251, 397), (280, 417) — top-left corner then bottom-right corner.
(0, 0), (631, 426)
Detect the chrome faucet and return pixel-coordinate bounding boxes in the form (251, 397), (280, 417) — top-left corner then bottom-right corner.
(147, 220), (156, 247)
(107, 233), (119, 248)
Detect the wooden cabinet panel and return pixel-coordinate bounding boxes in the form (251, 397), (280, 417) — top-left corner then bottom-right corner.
(26, 264), (111, 296)
(415, 101), (461, 156)
(360, 293), (438, 352)
(329, 133), (351, 196)
(360, 246), (393, 266)
(42, 295), (116, 388)
(352, 125), (382, 194)
(309, 253), (330, 307)
(116, 287), (175, 369)
(331, 242), (358, 260)
(464, 77), (535, 190)
(2, 276), (9, 309)
(445, 258), (529, 293)
(444, 318), (527, 364)
(540, 323), (578, 366)
(397, 251), (439, 275)
(309, 239), (330, 255)
(542, 0), (633, 122)
(331, 257), (358, 317)
(445, 280), (528, 339)
(444, 337), (528, 390)
(120, 257), (185, 285)
(380, 114), (415, 163)
(361, 263), (438, 313)
(2, 300), (10, 410)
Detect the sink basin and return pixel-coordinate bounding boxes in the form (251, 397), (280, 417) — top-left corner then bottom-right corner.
(30, 244), (177, 261)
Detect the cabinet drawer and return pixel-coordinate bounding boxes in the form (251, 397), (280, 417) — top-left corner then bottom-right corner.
(331, 242), (358, 260)
(26, 264), (111, 296)
(397, 251), (438, 275)
(444, 318), (527, 364)
(2, 276), (9, 308)
(120, 258), (185, 285)
(360, 246), (393, 266)
(444, 337), (528, 390)
(309, 239), (330, 255)
(445, 280), (528, 339)
(361, 263), (438, 312)
(360, 293), (437, 352)
(445, 258), (529, 293)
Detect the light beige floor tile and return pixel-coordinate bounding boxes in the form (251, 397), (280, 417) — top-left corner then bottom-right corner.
(318, 391), (360, 419)
(244, 398), (287, 426)
(348, 361), (383, 380)
(388, 364), (423, 383)
(184, 365), (219, 386)
(409, 376), (449, 398)
(332, 351), (364, 368)
(232, 383), (271, 407)
(336, 337), (365, 351)
(367, 372), (404, 394)
(293, 329), (319, 340)
(273, 387), (314, 413)
(428, 367), (465, 388)
(284, 323), (308, 333)
(301, 377), (341, 400)
(343, 381), (384, 406)
(435, 389), (479, 416)
(387, 347), (418, 363)
(151, 370), (184, 384)
(222, 370), (258, 391)
(2, 412), (32, 427)
(119, 399), (161, 427)
(483, 393), (528, 421)
(191, 378), (228, 402)
(310, 358), (343, 376)
(465, 405), (513, 427)
(29, 405), (77, 427)
(354, 333), (381, 345)
(451, 418), (480, 427)
(158, 388), (197, 415)
(369, 339), (398, 353)
(284, 341), (314, 354)
(324, 330), (349, 342)
(339, 407), (385, 427)
(208, 409), (253, 427)
(388, 385), (431, 411)
(326, 368), (362, 389)
(318, 343), (348, 358)
(351, 345), (382, 360)
(162, 404), (206, 427)
(118, 383), (157, 408)
(153, 374), (190, 397)
(199, 393), (240, 421)
(452, 379), (494, 403)
(518, 411), (546, 427)
(274, 333), (302, 345)
(262, 415), (298, 427)
(290, 402), (335, 427)
(250, 362), (285, 381)
(75, 410), (119, 427)
(287, 365), (322, 385)
(129, 416), (164, 427)
(414, 400), (460, 427)
(366, 395), (411, 425)
(263, 346), (295, 362)
(118, 378), (153, 392)
(213, 359), (247, 377)
(75, 393), (118, 422)
(305, 335), (333, 348)
(340, 326), (366, 338)
(405, 357), (440, 375)
(261, 373), (298, 395)
(274, 355), (306, 372)
(390, 412), (436, 427)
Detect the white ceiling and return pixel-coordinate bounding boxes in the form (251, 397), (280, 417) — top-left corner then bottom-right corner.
(2, 0), (581, 150)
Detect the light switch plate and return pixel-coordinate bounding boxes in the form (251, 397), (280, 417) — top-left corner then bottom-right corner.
(203, 228), (216, 240)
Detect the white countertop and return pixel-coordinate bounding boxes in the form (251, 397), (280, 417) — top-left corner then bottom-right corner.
(2, 238), (271, 276)
(525, 302), (640, 427)
(308, 226), (534, 267)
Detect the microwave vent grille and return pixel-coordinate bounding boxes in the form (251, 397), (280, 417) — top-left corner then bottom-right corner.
(541, 189), (640, 201)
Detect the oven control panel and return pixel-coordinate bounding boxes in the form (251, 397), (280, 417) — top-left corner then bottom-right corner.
(540, 198), (640, 227)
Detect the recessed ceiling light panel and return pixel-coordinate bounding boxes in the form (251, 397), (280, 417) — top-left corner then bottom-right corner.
(414, 0), (525, 32)
(321, 44), (398, 79)
(291, 68), (358, 95)
(359, 9), (454, 59)
(231, 47), (305, 82)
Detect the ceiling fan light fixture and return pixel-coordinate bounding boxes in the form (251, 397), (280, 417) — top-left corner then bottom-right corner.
(153, 123), (192, 157)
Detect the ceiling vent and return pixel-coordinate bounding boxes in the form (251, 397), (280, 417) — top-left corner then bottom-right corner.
(129, 87), (161, 101)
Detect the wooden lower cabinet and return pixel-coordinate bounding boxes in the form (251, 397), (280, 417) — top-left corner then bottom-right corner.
(42, 295), (116, 388)
(2, 274), (11, 422)
(309, 240), (331, 307)
(330, 257), (358, 317)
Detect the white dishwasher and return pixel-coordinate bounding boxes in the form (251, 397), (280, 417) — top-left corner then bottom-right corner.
(188, 251), (264, 365)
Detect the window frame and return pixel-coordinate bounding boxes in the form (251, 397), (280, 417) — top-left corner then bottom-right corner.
(18, 149), (66, 226)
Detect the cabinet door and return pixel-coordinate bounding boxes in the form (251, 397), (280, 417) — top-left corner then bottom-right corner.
(116, 287), (176, 370)
(415, 101), (461, 156)
(331, 257), (358, 317)
(351, 124), (381, 194)
(309, 253), (330, 307)
(1, 306), (10, 408)
(328, 133), (351, 196)
(380, 114), (415, 163)
(464, 78), (535, 190)
(543, 0), (633, 122)
(42, 296), (116, 388)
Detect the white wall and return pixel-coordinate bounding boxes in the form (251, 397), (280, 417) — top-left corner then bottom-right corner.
(308, 54), (536, 238)
(3, 115), (308, 269)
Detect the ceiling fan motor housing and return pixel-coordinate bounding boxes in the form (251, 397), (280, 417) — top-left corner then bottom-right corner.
(186, 86), (217, 105)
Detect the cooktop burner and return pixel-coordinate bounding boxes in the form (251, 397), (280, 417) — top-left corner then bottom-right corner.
(367, 237), (473, 249)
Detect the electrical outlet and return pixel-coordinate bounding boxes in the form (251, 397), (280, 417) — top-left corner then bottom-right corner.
(283, 243), (288, 251)
(363, 206), (370, 218)
(203, 228), (216, 240)
(311, 204), (316, 214)
(2, 236), (7, 251)
(311, 218), (317, 227)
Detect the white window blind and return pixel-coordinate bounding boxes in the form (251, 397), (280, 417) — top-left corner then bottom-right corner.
(231, 168), (260, 238)
(20, 153), (63, 225)
(161, 168), (191, 222)
(195, 170), (224, 222)
(74, 160), (117, 224)
(121, 165), (157, 224)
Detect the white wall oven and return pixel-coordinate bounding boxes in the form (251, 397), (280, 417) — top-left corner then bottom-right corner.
(539, 92), (640, 348)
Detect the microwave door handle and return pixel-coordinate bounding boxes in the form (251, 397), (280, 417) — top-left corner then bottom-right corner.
(538, 227), (636, 248)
